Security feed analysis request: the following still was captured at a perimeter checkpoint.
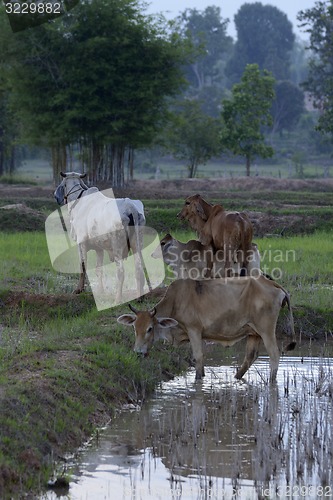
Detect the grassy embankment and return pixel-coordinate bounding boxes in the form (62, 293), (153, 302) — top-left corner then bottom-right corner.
(0, 187), (333, 497)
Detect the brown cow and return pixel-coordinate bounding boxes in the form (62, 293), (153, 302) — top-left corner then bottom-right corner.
(151, 233), (261, 279)
(117, 275), (296, 383)
(177, 194), (253, 276)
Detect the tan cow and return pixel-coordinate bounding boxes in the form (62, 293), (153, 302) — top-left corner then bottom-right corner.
(117, 275), (296, 383)
(177, 194), (253, 276)
(152, 233), (261, 279)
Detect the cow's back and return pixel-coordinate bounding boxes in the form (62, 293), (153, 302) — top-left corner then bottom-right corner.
(208, 210), (253, 250)
(158, 276), (285, 339)
(70, 191), (123, 244)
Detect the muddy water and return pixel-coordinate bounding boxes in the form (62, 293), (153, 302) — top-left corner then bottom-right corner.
(45, 349), (333, 500)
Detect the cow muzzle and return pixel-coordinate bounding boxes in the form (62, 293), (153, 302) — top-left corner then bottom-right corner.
(134, 347), (149, 358)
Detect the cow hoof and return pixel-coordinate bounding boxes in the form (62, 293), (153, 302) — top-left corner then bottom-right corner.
(235, 369), (244, 379)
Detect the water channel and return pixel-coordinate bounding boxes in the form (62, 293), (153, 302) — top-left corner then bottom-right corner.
(44, 347), (333, 500)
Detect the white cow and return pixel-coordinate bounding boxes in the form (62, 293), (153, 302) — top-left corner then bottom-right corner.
(54, 171), (147, 301)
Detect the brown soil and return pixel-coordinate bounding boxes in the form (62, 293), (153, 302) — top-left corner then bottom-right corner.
(1, 176), (333, 200)
(114, 176), (333, 199)
(1, 176), (331, 236)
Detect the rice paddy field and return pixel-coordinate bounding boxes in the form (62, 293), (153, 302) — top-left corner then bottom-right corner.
(0, 175), (333, 498)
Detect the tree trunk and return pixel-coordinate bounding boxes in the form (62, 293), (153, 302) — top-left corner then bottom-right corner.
(246, 155), (251, 177)
(107, 144), (125, 187)
(91, 140), (102, 183)
(9, 146), (15, 174)
(0, 127), (4, 177)
(188, 160), (196, 178)
(128, 147), (134, 181)
(51, 143), (67, 183)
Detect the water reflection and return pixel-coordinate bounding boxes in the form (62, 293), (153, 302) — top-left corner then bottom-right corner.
(44, 351), (333, 500)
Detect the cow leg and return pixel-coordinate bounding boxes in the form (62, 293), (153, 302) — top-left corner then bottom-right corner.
(133, 251), (145, 298)
(261, 332), (280, 383)
(128, 226), (145, 298)
(187, 329), (205, 380)
(95, 250), (104, 294)
(235, 335), (261, 379)
(115, 259), (124, 303)
(224, 243), (233, 277)
(74, 244), (87, 294)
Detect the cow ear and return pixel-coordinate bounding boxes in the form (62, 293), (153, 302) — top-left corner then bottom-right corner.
(60, 171), (66, 178)
(117, 314), (136, 326)
(196, 203), (207, 220)
(163, 240), (173, 253)
(157, 317), (178, 328)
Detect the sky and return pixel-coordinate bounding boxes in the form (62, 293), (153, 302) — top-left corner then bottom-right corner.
(145, 0), (316, 40)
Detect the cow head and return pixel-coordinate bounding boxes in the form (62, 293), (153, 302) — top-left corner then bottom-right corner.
(54, 172), (88, 205)
(151, 233), (175, 262)
(117, 304), (178, 356)
(177, 194), (211, 233)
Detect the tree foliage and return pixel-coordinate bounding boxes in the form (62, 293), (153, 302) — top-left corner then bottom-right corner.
(0, 0), (191, 184)
(220, 64), (275, 176)
(166, 100), (221, 178)
(226, 2), (295, 84)
(298, 1), (333, 138)
(271, 81), (305, 136)
(177, 6), (233, 92)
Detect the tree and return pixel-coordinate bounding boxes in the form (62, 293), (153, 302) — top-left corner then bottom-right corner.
(0, 0), (191, 185)
(271, 81), (305, 136)
(0, 10), (21, 175)
(167, 100), (221, 178)
(226, 2), (295, 84)
(220, 64), (275, 176)
(298, 2), (333, 139)
(289, 39), (309, 86)
(0, 90), (20, 176)
(177, 6), (233, 91)
(175, 6), (233, 117)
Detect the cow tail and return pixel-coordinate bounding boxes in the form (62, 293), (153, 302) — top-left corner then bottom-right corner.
(240, 217), (249, 271)
(240, 228), (247, 270)
(131, 210), (153, 293)
(281, 290), (297, 352)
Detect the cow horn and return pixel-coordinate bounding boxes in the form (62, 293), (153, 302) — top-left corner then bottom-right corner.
(149, 307), (157, 317)
(80, 173), (87, 178)
(129, 303), (139, 314)
(60, 171), (66, 178)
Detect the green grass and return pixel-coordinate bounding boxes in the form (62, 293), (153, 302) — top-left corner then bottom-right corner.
(1, 214), (333, 496)
(15, 154), (333, 184)
(257, 232), (333, 310)
(0, 292), (190, 498)
(158, 229), (333, 311)
(133, 159), (332, 181)
(0, 232), (61, 292)
(1, 229), (332, 309)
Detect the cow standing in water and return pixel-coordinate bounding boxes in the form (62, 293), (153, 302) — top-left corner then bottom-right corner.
(177, 194), (253, 276)
(54, 171), (147, 301)
(118, 275), (296, 383)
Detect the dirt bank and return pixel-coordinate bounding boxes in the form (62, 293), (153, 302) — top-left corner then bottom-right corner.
(1, 176), (333, 200)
